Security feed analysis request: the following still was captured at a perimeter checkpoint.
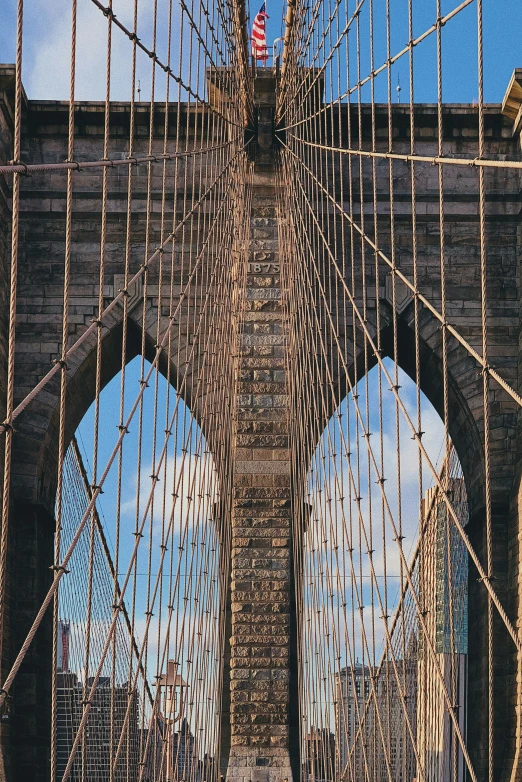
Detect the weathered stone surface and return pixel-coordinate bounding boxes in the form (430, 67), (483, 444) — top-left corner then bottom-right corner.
(227, 169), (297, 782)
(1, 70), (522, 782)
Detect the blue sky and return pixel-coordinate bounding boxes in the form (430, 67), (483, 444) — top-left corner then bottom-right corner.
(0, 0), (520, 103)
(2, 0), (516, 747)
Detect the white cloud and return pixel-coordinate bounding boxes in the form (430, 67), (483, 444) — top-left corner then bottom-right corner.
(299, 360), (449, 713)
(20, 0), (183, 101)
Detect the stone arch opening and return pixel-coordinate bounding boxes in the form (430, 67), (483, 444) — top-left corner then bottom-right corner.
(335, 312), (487, 521)
(5, 308), (230, 780)
(11, 311), (211, 516)
(297, 298), (519, 780)
(51, 350), (223, 782)
(298, 356), (471, 782)
(7, 309), (227, 781)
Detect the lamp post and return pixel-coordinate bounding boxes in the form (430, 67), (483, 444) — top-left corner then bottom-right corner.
(156, 661), (188, 781)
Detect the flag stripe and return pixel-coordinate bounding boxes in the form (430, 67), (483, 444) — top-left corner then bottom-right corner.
(251, 4), (269, 60)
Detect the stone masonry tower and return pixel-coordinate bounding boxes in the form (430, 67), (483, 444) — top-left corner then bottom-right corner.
(2, 55), (522, 782)
(225, 69), (298, 782)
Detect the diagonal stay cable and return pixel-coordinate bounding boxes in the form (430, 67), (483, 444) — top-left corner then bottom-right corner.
(286, 179), (432, 781)
(281, 140), (522, 410)
(0, 162), (242, 707)
(0, 139), (249, 436)
(278, 0), (364, 124)
(286, 167), (478, 779)
(89, 0), (243, 128)
(288, 158), (522, 655)
(278, 0), (474, 130)
(70, 435), (155, 710)
(61, 192), (240, 779)
(346, 453), (449, 763)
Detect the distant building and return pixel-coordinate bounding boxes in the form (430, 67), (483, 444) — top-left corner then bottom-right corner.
(55, 672), (140, 781)
(138, 717), (202, 782)
(199, 752), (217, 782)
(334, 661), (416, 782)
(417, 478), (468, 782)
(334, 664), (372, 779)
(170, 717), (200, 782)
(303, 726), (335, 782)
(57, 620), (71, 672)
(333, 474), (469, 782)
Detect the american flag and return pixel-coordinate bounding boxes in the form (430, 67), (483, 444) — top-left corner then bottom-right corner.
(251, 3), (269, 63)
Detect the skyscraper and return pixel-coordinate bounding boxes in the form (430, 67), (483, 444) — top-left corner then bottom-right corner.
(55, 673), (140, 781)
(417, 478), (468, 782)
(303, 726), (335, 782)
(334, 663), (371, 780)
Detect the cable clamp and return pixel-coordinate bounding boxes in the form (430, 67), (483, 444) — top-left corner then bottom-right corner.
(117, 424), (129, 433)
(144, 610), (154, 617)
(129, 32), (140, 42)
(8, 159), (28, 175)
(65, 159), (82, 171)
(112, 603), (123, 611)
(148, 51), (157, 61)
(52, 358), (68, 369)
(126, 155), (138, 166)
(139, 379), (149, 387)
(50, 564), (70, 574)
(102, 5), (114, 17)
(133, 531), (144, 539)
(150, 474), (159, 482)
(1, 421), (15, 433)
(91, 483), (103, 494)
(90, 318), (104, 327)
